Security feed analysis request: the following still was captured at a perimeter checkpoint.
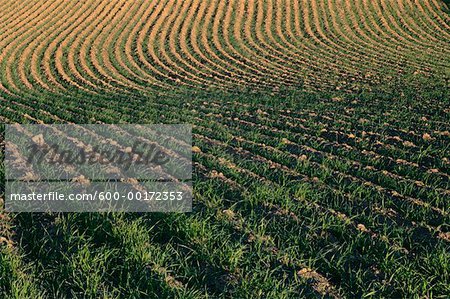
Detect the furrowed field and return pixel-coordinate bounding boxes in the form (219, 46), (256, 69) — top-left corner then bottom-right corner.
(0, 0), (449, 298)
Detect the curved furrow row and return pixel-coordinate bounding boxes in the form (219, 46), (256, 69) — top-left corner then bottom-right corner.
(140, 0), (207, 89)
(338, 0), (445, 73)
(173, 0), (228, 88)
(0, 0), (55, 96)
(296, 0), (368, 89)
(93, 0), (172, 92)
(375, 0), (444, 56)
(3, 0), (100, 96)
(250, 0), (309, 78)
(341, 0), (444, 75)
(430, 0), (450, 28)
(0, 1), (448, 95)
(197, 0), (300, 89)
(120, 1), (169, 87)
(282, 0), (356, 89)
(397, 0), (450, 48)
(319, 0), (411, 84)
(33, 0), (97, 93)
(11, 0), (152, 115)
(134, 0), (197, 89)
(354, 0), (444, 75)
(155, 0), (218, 88)
(160, 0), (274, 89)
(308, 0), (369, 75)
(55, 0), (110, 93)
(214, 0), (295, 88)
(0, 0), (43, 38)
(382, 0), (450, 51)
(417, 0), (450, 38)
(367, 0), (449, 72)
(271, 0), (363, 88)
(272, 0), (321, 80)
(393, 0), (450, 54)
(191, 0), (266, 88)
(231, 0), (301, 87)
(178, 0), (263, 89)
(361, 0), (428, 61)
(158, 0), (233, 89)
(210, 1), (286, 88)
(69, 0), (126, 93)
(112, 0), (170, 90)
(0, 0), (449, 93)
(0, 0), (68, 96)
(100, 0), (187, 94)
(205, 0), (278, 88)
(89, 0), (146, 92)
(169, 0), (232, 89)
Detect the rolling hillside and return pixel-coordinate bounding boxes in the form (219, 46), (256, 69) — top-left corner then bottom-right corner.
(0, 0), (448, 96)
